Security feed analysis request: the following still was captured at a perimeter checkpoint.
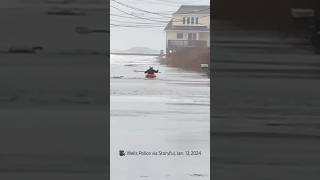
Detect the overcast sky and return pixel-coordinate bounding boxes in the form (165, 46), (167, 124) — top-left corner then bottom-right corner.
(110, 0), (210, 51)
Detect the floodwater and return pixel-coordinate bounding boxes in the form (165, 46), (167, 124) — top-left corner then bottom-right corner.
(110, 55), (210, 180)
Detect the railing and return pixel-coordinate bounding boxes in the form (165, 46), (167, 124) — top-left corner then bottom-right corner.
(168, 40), (207, 48)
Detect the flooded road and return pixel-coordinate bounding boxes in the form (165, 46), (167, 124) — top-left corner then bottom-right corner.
(110, 55), (210, 180)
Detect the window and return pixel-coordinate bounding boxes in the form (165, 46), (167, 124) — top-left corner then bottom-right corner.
(177, 33), (183, 39)
(193, 33), (197, 40)
(184, 17), (198, 25)
(188, 33), (197, 40)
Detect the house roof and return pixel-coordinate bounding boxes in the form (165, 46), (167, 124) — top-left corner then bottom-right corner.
(173, 5), (210, 15)
(164, 5), (210, 31)
(164, 20), (210, 31)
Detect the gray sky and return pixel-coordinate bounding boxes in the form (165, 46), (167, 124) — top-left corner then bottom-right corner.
(110, 0), (210, 51)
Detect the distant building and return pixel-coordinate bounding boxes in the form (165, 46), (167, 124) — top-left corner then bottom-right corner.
(164, 5), (210, 54)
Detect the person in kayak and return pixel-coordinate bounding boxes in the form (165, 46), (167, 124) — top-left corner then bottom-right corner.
(144, 66), (159, 74)
(144, 66), (159, 78)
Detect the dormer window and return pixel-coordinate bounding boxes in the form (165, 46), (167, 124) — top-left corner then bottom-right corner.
(181, 16), (199, 25)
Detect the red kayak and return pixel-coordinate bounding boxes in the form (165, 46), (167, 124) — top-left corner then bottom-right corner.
(145, 73), (156, 79)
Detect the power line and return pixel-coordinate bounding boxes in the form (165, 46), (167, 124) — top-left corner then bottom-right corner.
(119, 0), (182, 8)
(112, 0), (210, 17)
(112, 0), (174, 16)
(110, 1), (210, 28)
(111, 19), (167, 25)
(111, 0), (209, 24)
(150, 0), (210, 5)
(110, 13), (170, 21)
(139, 0), (184, 5)
(111, 3), (183, 24)
(110, 23), (165, 28)
(113, 0), (210, 15)
(111, 5), (170, 23)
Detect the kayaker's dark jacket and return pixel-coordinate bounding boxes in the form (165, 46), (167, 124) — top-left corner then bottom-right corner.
(145, 68), (158, 74)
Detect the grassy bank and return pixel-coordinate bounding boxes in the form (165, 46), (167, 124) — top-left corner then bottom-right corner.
(162, 48), (210, 72)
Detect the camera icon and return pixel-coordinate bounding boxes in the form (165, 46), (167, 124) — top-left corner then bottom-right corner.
(119, 150), (125, 156)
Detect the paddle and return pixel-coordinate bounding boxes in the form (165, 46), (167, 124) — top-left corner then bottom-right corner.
(134, 70), (161, 73)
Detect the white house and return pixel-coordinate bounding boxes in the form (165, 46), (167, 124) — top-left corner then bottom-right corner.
(164, 5), (210, 53)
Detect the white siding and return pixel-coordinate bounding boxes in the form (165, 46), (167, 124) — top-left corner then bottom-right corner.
(198, 32), (210, 46)
(165, 11), (210, 50)
(172, 14), (210, 27)
(166, 31), (210, 49)
(166, 31), (190, 40)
